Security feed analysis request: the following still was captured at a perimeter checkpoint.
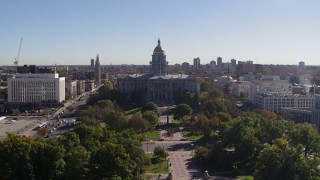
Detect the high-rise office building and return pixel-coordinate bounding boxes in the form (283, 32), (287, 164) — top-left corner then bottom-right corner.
(91, 59), (95, 69)
(299, 61), (305, 68)
(210, 60), (216, 68)
(231, 59), (237, 68)
(217, 57), (222, 67)
(95, 55), (101, 86)
(193, 57), (200, 68)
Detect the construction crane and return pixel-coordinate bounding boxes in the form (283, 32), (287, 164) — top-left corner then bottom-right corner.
(14, 38), (23, 71)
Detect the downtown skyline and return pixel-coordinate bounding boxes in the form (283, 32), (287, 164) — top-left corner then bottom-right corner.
(1, 0), (320, 66)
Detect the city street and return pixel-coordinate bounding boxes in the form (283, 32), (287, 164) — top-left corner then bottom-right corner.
(142, 127), (204, 179)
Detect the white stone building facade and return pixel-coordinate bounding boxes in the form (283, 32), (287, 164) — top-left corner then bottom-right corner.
(255, 94), (314, 112)
(7, 73), (65, 105)
(249, 80), (292, 103)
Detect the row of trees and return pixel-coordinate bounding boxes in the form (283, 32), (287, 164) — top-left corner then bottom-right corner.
(192, 110), (320, 179)
(0, 126), (145, 179)
(80, 100), (160, 133)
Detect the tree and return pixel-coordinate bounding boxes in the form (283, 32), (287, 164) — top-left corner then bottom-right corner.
(63, 146), (90, 180)
(96, 99), (114, 110)
(200, 80), (211, 92)
(191, 114), (212, 137)
(153, 146), (168, 159)
(288, 123), (320, 157)
(111, 129), (146, 178)
(165, 128), (176, 138)
(101, 81), (115, 91)
(176, 92), (194, 106)
(128, 112), (150, 133)
(223, 117), (260, 169)
(30, 140), (66, 179)
(77, 116), (100, 126)
(142, 110), (160, 125)
(254, 138), (320, 180)
(0, 134), (33, 179)
(254, 109), (279, 120)
(214, 97), (227, 113)
(87, 87), (130, 109)
(58, 132), (81, 151)
(141, 102), (160, 115)
(194, 146), (209, 164)
(65, 93), (71, 100)
(89, 142), (133, 179)
(207, 86), (224, 99)
(255, 115), (287, 144)
(203, 100), (217, 117)
(217, 112), (232, 122)
(172, 104), (192, 120)
(79, 105), (110, 120)
(104, 111), (128, 131)
(73, 124), (103, 152)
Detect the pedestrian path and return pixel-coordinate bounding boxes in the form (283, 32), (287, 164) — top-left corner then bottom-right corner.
(169, 152), (190, 179)
(160, 129), (183, 141)
(168, 147), (203, 179)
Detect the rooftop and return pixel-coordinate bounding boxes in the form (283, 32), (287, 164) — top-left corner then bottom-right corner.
(121, 73), (196, 80)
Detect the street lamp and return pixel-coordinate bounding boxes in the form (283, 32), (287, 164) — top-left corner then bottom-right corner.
(167, 104), (170, 124)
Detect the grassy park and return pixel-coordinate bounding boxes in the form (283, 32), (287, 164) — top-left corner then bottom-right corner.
(144, 153), (169, 174)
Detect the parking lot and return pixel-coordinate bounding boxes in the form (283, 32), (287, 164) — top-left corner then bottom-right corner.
(0, 90), (91, 139)
(0, 116), (46, 138)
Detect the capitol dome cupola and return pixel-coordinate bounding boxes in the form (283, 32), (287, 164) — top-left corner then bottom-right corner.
(150, 39), (168, 76)
(153, 39), (164, 54)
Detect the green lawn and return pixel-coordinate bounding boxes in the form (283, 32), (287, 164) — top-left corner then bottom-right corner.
(182, 131), (204, 141)
(145, 153), (169, 174)
(145, 130), (160, 140)
(125, 108), (141, 115)
(172, 119), (181, 124)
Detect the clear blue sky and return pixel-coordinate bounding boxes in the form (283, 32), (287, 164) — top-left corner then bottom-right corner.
(1, 0), (320, 66)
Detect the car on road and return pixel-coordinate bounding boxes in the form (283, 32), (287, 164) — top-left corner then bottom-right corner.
(158, 138), (164, 141)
